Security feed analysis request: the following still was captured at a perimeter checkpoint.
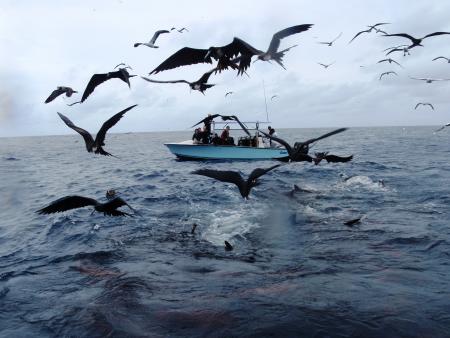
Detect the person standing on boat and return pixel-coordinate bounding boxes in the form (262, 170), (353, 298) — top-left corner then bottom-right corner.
(192, 128), (202, 144)
(202, 114), (213, 144)
(221, 126), (234, 145)
(268, 126), (279, 147)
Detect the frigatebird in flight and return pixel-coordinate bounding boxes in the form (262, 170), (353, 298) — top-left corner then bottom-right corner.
(377, 58), (403, 68)
(317, 61), (335, 69)
(432, 56), (450, 63)
(225, 91), (234, 97)
(37, 195), (136, 216)
(259, 128), (348, 162)
(149, 24), (313, 75)
(318, 32), (342, 46)
(190, 114), (234, 128)
(409, 76), (450, 83)
(414, 103), (434, 110)
(192, 164), (282, 199)
(379, 71), (397, 80)
(45, 86), (77, 103)
(435, 123), (450, 132)
(171, 27), (188, 33)
(349, 23), (389, 43)
(57, 104), (137, 157)
(77, 68), (136, 103)
(383, 31), (450, 49)
(134, 30), (170, 48)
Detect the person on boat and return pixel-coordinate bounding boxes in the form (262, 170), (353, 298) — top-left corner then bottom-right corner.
(203, 114), (213, 142)
(192, 128), (202, 144)
(221, 126), (234, 145)
(267, 126), (279, 147)
(211, 133), (221, 145)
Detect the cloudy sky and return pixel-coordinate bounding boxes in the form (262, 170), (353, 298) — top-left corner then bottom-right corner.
(1, 0), (450, 137)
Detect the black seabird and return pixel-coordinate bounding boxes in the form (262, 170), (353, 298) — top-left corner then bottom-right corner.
(37, 195), (136, 216)
(45, 86), (77, 103)
(409, 76), (450, 83)
(318, 32), (342, 46)
(349, 23), (389, 43)
(379, 71), (397, 80)
(134, 30), (170, 48)
(313, 152), (353, 165)
(192, 164), (282, 199)
(57, 104), (137, 157)
(317, 61), (335, 69)
(225, 91), (234, 97)
(435, 123), (450, 132)
(377, 58), (403, 68)
(414, 102), (434, 110)
(259, 128), (348, 162)
(432, 56), (450, 63)
(79, 68), (136, 103)
(383, 31), (450, 49)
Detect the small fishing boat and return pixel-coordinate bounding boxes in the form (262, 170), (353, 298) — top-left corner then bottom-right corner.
(165, 120), (288, 160)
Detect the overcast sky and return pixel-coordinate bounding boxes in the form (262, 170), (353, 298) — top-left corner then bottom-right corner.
(1, 0), (450, 137)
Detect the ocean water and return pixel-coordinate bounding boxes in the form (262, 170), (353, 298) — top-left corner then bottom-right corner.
(0, 126), (450, 337)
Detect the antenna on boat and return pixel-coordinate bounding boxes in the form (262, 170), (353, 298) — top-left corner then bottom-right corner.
(263, 80), (269, 122)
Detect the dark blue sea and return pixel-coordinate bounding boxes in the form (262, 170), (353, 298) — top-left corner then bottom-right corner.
(1, 126), (450, 337)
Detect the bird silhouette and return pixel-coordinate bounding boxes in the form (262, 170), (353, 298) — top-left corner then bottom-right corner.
(78, 68), (136, 103)
(150, 24), (313, 76)
(409, 76), (450, 83)
(192, 164), (282, 199)
(259, 128), (348, 162)
(383, 31), (450, 49)
(377, 58), (403, 68)
(432, 56), (450, 63)
(318, 32), (342, 46)
(317, 61), (335, 69)
(313, 152), (353, 165)
(45, 86), (77, 103)
(349, 23), (389, 43)
(57, 104), (137, 157)
(414, 102), (434, 110)
(379, 71), (397, 80)
(435, 123), (450, 132)
(37, 195), (136, 216)
(134, 30), (170, 48)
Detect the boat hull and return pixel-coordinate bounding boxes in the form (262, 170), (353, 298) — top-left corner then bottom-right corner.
(165, 143), (289, 160)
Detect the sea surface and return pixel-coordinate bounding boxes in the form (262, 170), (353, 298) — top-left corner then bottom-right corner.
(1, 126), (450, 337)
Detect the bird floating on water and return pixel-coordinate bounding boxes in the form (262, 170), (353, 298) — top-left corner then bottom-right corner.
(37, 194), (136, 216)
(414, 102), (434, 110)
(318, 32), (342, 46)
(349, 23), (389, 43)
(379, 71), (397, 80)
(192, 164), (282, 199)
(134, 30), (170, 48)
(45, 87), (77, 104)
(57, 104), (137, 157)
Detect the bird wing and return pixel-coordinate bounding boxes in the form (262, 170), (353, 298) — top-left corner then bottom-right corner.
(423, 32), (450, 39)
(228, 37), (262, 57)
(383, 33), (416, 41)
(372, 22), (390, 28)
(267, 24), (313, 54)
(192, 169), (245, 188)
(95, 104), (137, 147)
(190, 114), (220, 128)
(197, 67), (216, 84)
(37, 195), (98, 214)
(324, 154), (353, 163)
(150, 29), (170, 44)
(300, 128), (348, 147)
(432, 56), (449, 61)
(117, 68), (133, 87)
(81, 73), (110, 102)
(258, 129), (292, 155)
(57, 112), (95, 150)
(409, 76), (427, 81)
(318, 63), (327, 67)
(414, 103), (421, 109)
(428, 103), (435, 110)
(149, 47), (210, 74)
(141, 76), (189, 85)
(45, 88), (64, 103)
(386, 48), (405, 56)
(348, 29), (371, 43)
(331, 32), (343, 43)
(391, 59), (403, 67)
(230, 115), (251, 137)
(248, 164), (282, 183)
(103, 197), (135, 213)
(377, 59), (388, 63)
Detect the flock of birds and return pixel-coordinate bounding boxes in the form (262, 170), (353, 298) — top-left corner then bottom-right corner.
(38, 22), (450, 241)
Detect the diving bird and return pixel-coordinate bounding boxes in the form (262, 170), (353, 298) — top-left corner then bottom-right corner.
(225, 91), (234, 97)
(318, 32), (342, 46)
(349, 23), (390, 43)
(379, 71), (397, 80)
(150, 24), (313, 75)
(192, 164), (282, 199)
(37, 195), (136, 216)
(259, 128), (348, 162)
(435, 123), (450, 132)
(414, 102), (434, 110)
(45, 86), (77, 103)
(317, 61), (335, 69)
(377, 58), (403, 68)
(432, 56), (450, 63)
(57, 104), (137, 157)
(313, 152), (353, 165)
(134, 30), (170, 48)
(383, 31), (450, 49)
(80, 68), (136, 103)
(141, 66), (217, 94)
(409, 76), (450, 83)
